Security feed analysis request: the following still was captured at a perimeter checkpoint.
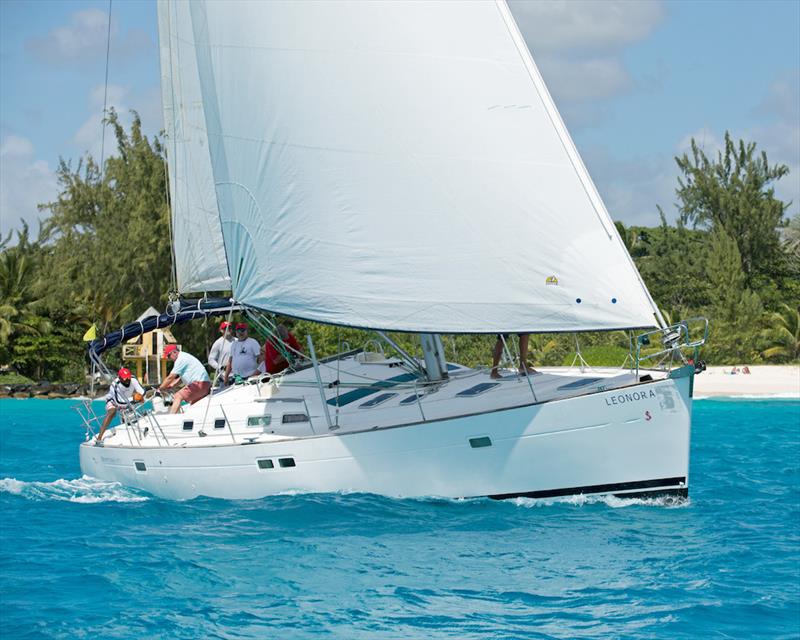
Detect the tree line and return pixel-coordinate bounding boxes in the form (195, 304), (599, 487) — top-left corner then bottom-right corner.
(1, 113), (798, 382)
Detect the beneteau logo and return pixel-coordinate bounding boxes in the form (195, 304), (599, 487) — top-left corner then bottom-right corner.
(605, 389), (656, 406)
(545, 275), (558, 286)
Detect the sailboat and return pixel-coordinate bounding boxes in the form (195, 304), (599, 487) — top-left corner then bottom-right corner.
(79, 0), (707, 501)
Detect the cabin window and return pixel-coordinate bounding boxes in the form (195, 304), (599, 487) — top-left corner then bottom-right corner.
(400, 393), (423, 405)
(257, 459), (274, 470)
(457, 383), (498, 397)
(359, 393), (397, 408)
(278, 458), (296, 468)
(247, 415), (271, 427)
(469, 436), (492, 449)
(134, 461), (147, 471)
(282, 413), (309, 424)
(214, 418), (226, 429)
(182, 420), (194, 431)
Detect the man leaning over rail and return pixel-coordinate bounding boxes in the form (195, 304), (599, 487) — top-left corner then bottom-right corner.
(160, 344), (211, 413)
(96, 368), (145, 444)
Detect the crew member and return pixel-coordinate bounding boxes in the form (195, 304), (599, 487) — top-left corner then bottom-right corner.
(264, 324), (302, 375)
(160, 344), (211, 413)
(225, 323), (262, 384)
(208, 320), (234, 384)
(96, 367), (145, 444)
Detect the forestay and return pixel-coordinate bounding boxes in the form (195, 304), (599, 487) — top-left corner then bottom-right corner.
(163, 0), (662, 332)
(158, 0), (230, 293)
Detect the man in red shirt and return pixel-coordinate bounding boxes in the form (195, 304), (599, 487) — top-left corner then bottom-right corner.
(264, 324), (302, 374)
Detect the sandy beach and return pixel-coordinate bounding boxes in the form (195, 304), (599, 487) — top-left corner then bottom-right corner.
(693, 365), (799, 398)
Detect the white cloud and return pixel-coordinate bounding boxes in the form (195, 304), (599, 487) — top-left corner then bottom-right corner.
(509, 0), (665, 54)
(26, 9), (112, 64)
(25, 9), (152, 65)
(508, 0), (666, 124)
(0, 136), (58, 237)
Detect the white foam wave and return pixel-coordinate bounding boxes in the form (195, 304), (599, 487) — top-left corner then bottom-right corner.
(0, 476), (149, 503)
(510, 493), (690, 509)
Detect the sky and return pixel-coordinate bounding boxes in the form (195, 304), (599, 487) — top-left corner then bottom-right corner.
(1, 0), (798, 238)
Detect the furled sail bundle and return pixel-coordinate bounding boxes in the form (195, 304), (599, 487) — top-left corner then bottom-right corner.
(160, 0), (662, 333)
(158, 0), (230, 293)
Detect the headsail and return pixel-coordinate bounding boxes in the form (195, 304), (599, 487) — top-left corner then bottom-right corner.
(158, 0), (230, 293)
(161, 0), (662, 333)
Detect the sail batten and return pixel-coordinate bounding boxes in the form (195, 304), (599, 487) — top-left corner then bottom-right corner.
(159, 0), (661, 332)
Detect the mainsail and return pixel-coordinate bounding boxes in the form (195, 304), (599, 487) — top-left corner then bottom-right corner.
(158, 0), (230, 293)
(159, 0), (663, 333)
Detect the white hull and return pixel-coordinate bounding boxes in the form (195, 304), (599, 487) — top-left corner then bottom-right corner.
(80, 368), (692, 501)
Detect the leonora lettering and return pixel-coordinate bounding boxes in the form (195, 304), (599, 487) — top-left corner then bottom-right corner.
(605, 389), (657, 406)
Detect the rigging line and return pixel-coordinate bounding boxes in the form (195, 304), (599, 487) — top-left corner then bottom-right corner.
(99, 0), (113, 172)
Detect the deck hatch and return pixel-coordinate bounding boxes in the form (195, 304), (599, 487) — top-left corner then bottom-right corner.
(399, 393), (423, 405)
(359, 393), (397, 408)
(557, 377), (602, 390)
(457, 383), (499, 397)
(469, 436), (492, 448)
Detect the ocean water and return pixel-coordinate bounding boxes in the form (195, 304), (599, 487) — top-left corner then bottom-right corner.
(1, 399), (798, 639)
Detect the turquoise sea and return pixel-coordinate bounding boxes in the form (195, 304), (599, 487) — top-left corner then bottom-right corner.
(1, 398), (798, 639)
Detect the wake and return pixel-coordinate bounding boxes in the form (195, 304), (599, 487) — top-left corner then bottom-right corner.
(0, 475), (149, 504)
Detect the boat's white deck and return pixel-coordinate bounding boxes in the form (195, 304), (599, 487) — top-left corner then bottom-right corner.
(91, 355), (666, 449)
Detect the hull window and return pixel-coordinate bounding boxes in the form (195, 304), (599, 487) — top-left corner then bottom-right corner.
(257, 459), (274, 470)
(282, 413), (309, 424)
(247, 415), (272, 427)
(469, 436), (492, 449)
(214, 418), (226, 429)
(278, 458), (296, 468)
(134, 461), (147, 472)
(182, 420), (194, 431)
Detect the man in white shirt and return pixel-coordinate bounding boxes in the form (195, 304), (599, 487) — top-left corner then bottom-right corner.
(225, 323), (262, 384)
(160, 344), (212, 413)
(208, 320), (234, 384)
(97, 367), (145, 444)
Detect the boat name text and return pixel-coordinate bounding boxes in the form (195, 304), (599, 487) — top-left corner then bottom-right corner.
(605, 389), (656, 406)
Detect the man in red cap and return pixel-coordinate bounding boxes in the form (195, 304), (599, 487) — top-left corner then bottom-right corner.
(159, 344), (211, 413)
(96, 367), (145, 444)
(224, 323), (262, 384)
(208, 320), (234, 385)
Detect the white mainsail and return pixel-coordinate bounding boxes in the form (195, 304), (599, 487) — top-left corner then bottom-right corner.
(162, 0), (662, 332)
(158, 0), (230, 293)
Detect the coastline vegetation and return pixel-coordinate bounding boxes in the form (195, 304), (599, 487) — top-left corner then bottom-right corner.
(1, 114), (798, 382)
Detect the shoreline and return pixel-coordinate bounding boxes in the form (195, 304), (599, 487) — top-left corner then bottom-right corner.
(692, 365), (799, 399)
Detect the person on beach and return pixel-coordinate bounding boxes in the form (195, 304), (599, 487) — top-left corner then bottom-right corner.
(490, 334), (537, 379)
(160, 344), (211, 413)
(263, 324), (302, 375)
(208, 320), (234, 385)
(96, 367), (145, 444)
(225, 323), (262, 384)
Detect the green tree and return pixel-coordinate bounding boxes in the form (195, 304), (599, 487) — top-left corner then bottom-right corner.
(760, 303), (800, 362)
(675, 132), (790, 290)
(0, 223), (51, 363)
